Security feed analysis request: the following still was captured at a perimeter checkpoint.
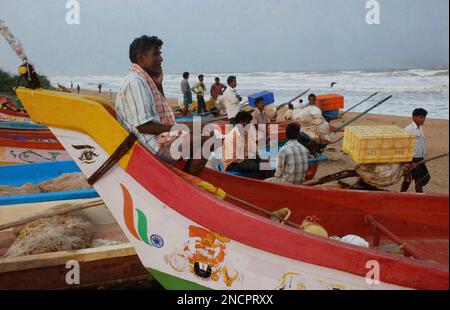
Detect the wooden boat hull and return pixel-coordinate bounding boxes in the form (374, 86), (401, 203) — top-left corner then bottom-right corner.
(0, 138), (70, 165)
(0, 120), (47, 130)
(0, 128), (56, 140)
(0, 161), (98, 205)
(16, 88), (449, 290)
(0, 110), (32, 123)
(0, 199), (148, 289)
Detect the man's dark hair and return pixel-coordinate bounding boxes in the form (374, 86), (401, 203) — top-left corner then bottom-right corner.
(129, 35), (163, 63)
(412, 108), (428, 117)
(255, 97), (265, 105)
(215, 77), (220, 82)
(227, 76), (237, 85)
(183, 72), (190, 79)
(286, 122), (301, 140)
(308, 94), (316, 100)
(198, 74), (204, 79)
(235, 111), (253, 124)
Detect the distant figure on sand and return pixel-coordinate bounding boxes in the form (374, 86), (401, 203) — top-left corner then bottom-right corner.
(220, 76), (243, 125)
(266, 122), (309, 185)
(70, 81), (73, 89)
(115, 35), (211, 175)
(401, 108), (431, 193)
(192, 74), (207, 113)
(77, 84), (80, 94)
(98, 83), (102, 94)
(181, 72), (193, 116)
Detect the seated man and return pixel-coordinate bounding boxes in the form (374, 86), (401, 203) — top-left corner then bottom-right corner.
(222, 111), (260, 173)
(266, 123), (309, 185)
(251, 97), (270, 125)
(115, 35), (210, 176)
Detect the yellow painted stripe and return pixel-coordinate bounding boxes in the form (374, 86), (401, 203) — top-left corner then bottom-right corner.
(16, 88), (134, 169)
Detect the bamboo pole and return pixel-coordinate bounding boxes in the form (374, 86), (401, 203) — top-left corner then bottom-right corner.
(331, 95), (393, 133)
(340, 92), (379, 117)
(0, 199), (104, 231)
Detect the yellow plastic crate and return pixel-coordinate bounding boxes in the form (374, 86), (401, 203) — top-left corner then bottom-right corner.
(343, 126), (415, 164)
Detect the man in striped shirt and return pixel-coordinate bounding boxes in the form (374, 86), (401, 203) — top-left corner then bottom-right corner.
(266, 123), (309, 185)
(115, 35), (210, 175)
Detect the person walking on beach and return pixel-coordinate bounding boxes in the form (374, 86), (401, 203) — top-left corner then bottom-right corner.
(401, 108), (431, 193)
(181, 72), (192, 116)
(76, 84), (80, 94)
(70, 81), (73, 89)
(115, 35), (211, 176)
(221, 76), (243, 125)
(192, 74), (207, 114)
(98, 83), (102, 94)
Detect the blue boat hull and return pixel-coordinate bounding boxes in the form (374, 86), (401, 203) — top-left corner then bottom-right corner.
(0, 161), (99, 205)
(0, 120), (47, 130)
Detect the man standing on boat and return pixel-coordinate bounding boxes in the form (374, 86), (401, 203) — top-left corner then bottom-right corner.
(221, 76), (243, 125)
(192, 74), (207, 114)
(115, 35), (210, 176)
(266, 123), (309, 185)
(180, 72), (192, 116)
(210, 77), (226, 114)
(401, 108), (431, 193)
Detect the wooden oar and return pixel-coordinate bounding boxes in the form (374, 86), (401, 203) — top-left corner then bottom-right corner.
(276, 89), (311, 112)
(331, 95), (393, 133)
(0, 199), (104, 231)
(403, 153), (449, 175)
(339, 92), (379, 118)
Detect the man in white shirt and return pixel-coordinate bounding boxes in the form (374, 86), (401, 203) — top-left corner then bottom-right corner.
(221, 76), (243, 124)
(401, 108), (430, 193)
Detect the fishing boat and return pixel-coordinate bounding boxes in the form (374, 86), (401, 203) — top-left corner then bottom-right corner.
(0, 198), (149, 289)
(0, 106), (32, 123)
(17, 88), (449, 290)
(0, 161), (151, 289)
(0, 161), (98, 205)
(0, 137), (70, 165)
(0, 128), (56, 140)
(0, 120), (47, 130)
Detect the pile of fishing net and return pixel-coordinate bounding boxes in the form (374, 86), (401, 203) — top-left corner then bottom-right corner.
(292, 105), (331, 143)
(3, 211), (94, 258)
(0, 172), (92, 196)
(355, 163), (404, 187)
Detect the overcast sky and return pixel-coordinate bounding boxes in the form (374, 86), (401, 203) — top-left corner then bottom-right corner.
(0, 0), (448, 76)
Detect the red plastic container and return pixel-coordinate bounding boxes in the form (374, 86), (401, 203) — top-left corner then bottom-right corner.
(316, 94), (344, 111)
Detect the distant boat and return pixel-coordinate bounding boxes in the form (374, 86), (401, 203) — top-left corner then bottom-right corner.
(17, 88), (449, 290)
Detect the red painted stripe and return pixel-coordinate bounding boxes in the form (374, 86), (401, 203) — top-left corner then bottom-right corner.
(125, 144), (448, 289)
(0, 129), (55, 140)
(0, 139), (64, 150)
(0, 109), (29, 118)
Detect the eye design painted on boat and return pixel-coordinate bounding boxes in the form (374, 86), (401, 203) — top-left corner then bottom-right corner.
(72, 144), (99, 164)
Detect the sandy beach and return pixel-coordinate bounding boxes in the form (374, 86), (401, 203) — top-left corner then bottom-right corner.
(314, 112), (449, 195)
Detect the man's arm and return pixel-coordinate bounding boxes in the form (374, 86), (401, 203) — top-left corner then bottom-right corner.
(137, 122), (174, 135)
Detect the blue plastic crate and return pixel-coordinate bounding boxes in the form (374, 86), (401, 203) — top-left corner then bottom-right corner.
(248, 91), (275, 107)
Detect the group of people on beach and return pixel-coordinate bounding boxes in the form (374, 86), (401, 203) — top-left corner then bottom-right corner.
(113, 34), (431, 192)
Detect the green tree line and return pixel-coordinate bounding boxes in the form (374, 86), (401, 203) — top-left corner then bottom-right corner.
(0, 68), (54, 94)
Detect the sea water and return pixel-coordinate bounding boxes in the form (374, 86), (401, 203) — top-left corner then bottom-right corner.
(51, 68), (449, 120)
